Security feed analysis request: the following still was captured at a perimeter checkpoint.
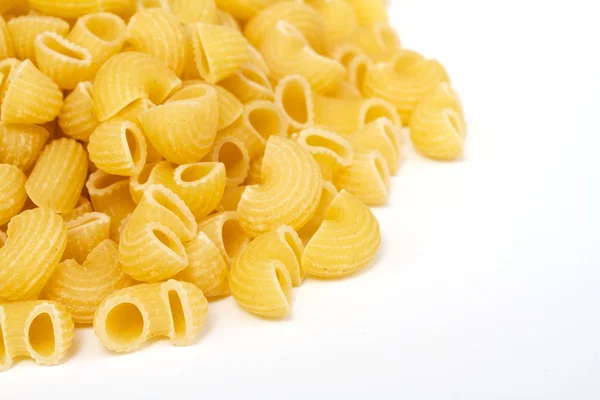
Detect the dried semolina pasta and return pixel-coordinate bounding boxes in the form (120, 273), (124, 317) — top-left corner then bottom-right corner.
(0, 164), (27, 225)
(214, 0), (279, 21)
(216, 185), (247, 212)
(341, 23), (401, 62)
(274, 74), (315, 133)
(219, 63), (274, 103)
(197, 211), (251, 267)
(297, 180), (338, 244)
(0, 16), (14, 61)
(295, 128), (353, 182)
(0, 122), (49, 171)
(216, 9), (240, 32)
(245, 155), (262, 185)
(60, 196), (93, 223)
(208, 136), (251, 187)
(7, 15), (69, 62)
(344, 0), (388, 26)
(210, 83), (244, 130)
(129, 161), (171, 203)
(334, 150), (391, 206)
(28, 0), (137, 19)
(310, 0), (360, 45)
(62, 212), (111, 263)
(326, 80), (363, 100)
(58, 81), (100, 142)
(170, 0), (219, 24)
(352, 117), (402, 174)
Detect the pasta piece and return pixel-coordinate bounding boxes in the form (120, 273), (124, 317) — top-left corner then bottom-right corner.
(43, 239), (133, 325)
(58, 81), (100, 142)
(1, 59), (63, 124)
(352, 117), (402, 174)
(216, 185), (247, 212)
(302, 190), (380, 277)
(0, 16), (14, 61)
(139, 83), (218, 164)
(0, 208), (68, 301)
(35, 32), (94, 90)
(197, 212), (251, 266)
(246, 44), (269, 76)
(346, 53), (371, 91)
(245, 155), (262, 185)
(0, 230), (6, 247)
(0, 123), (50, 171)
(219, 63), (274, 103)
(326, 81), (363, 100)
(171, 0), (219, 24)
(191, 22), (249, 84)
(212, 84), (243, 130)
(330, 43), (364, 68)
(342, 23), (400, 62)
(244, 2), (326, 54)
(229, 226), (304, 318)
(208, 136), (250, 187)
(128, 161), (172, 203)
(175, 232), (228, 298)
(310, 0), (359, 45)
(0, 301), (74, 371)
(216, 10), (240, 31)
(7, 15), (69, 62)
(334, 150), (390, 206)
(237, 136), (323, 237)
(88, 118), (147, 176)
(60, 196), (93, 223)
(181, 23), (201, 80)
(297, 180), (338, 243)
(62, 212), (111, 263)
(94, 280), (208, 352)
(363, 50), (449, 123)
(261, 21), (345, 94)
(136, 0), (169, 10)
(125, 9), (185, 76)
(0, 0), (29, 16)
(358, 97), (402, 128)
(0, 164), (26, 225)
(28, 0), (136, 19)
(93, 52), (182, 121)
(295, 128), (353, 181)
(214, 0), (278, 21)
(274, 74), (315, 132)
(26, 138), (88, 213)
(344, 0), (387, 26)
(409, 82), (466, 161)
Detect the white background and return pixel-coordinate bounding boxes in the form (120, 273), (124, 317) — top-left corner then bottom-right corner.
(3, 1), (600, 398)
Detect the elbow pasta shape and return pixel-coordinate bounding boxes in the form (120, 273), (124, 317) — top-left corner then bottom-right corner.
(334, 150), (390, 206)
(170, 0), (219, 24)
(62, 212), (111, 263)
(297, 180), (338, 244)
(219, 63), (274, 103)
(0, 301), (74, 372)
(197, 211), (251, 266)
(209, 136), (251, 187)
(0, 59), (63, 124)
(0, 16), (14, 61)
(94, 279), (208, 352)
(237, 136), (323, 237)
(139, 83), (218, 164)
(302, 190), (380, 278)
(43, 239), (133, 325)
(295, 128), (353, 181)
(125, 9), (185, 76)
(342, 23), (400, 62)
(58, 81), (100, 142)
(60, 196), (93, 223)
(93, 52), (182, 121)
(0, 164), (27, 225)
(214, 0), (278, 21)
(352, 117), (402, 174)
(310, 0), (360, 45)
(344, 0), (388, 26)
(7, 15), (69, 62)
(261, 21), (345, 94)
(229, 226), (304, 318)
(28, 0), (136, 19)
(26, 138), (88, 213)
(217, 185), (247, 212)
(274, 74), (315, 132)
(0, 122), (49, 171)
(0, 208), (68, 302)
(409, 82), (466, 161)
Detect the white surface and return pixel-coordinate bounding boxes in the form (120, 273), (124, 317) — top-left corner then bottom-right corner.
(3, 1), (600, 399)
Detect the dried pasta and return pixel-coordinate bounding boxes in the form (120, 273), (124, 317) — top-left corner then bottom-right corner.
(208, 136), (251, 187)
(310, 0), (360, 45)
(0, 123), (49, 171)
(0, 164), (27, 225)
(344, 0), (388, 26)
(62, 212), (111, 263)
(216, 185), (247, 212)
(219, 63), (274, 103)
(297, 180), (338, 244)
(197, 211), (251, 267)
(214, 0), (278, 21)
(274, 74), (315, 132)
(352, 117), (402, 174)
(0, 16), (14, 61)
(60, 196), (93, 223)
(334, 150), (390, 206)
(341, 23), (400, 62)
(129, 161), (172, 203)
(7, 15), (69, 62)
(295, 128), (353, 181)
(58, 81), (100, 142)
(28, 0), (136, 19)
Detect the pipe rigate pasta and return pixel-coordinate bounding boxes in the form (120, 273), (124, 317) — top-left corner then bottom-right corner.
(0, 164), (26, 225)
(209, 136), (251, 187)
(0, 16), (14, 60)
(170, 0), (219, 24)
(217, 185), (247, 212)
(0, 123), (49, 171)
(128, 161), (172, 203)
(274, 74), (315, 133)
(334, 150), (391, 206)
(62, 212), (112, 263)
(219, 63), (274, 103)
(216, 9), (240, 31)
(58, 82), (100, 142)
(297, 180), (338, 244)
(6, 15), (69, 62)
(344, 0), (388, 26)
(60, 196), (93, 223)
(309, 0), (360, 45)
(197, 211), (252, 267)
(245, 155), (262, 185)
(180, 81), (243, 130)
(214, 0), (279, 21)
(341, 23), (401, 62)
(326, 81), (363, 100)
(28, 0), (136, 19)
(352, 118), (402, 174)
(295, 128), (353, 182)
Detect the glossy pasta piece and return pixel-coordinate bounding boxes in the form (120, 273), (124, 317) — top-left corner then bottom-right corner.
(310, 0), (359, 45)
(344, 0), (387, 26)
(261, 21), (345, 94)
(0, 208), (68, 301)
(93, 52), (182, 121)
(297, 180), (338, 243)
(58, 81), (99, 142)
(94, 279), (208, 352)
(28, 0), (136, 19)
(208, 136), (250, 187)
(302, 190), (380, 277)
(0, 164), (26, 225)
(1, 60), (63, 124)
(88, 119), (147, 176)
(214, 0), (278, 21)
(352, 117), (402, 174)
(197, 212), (251, 266)
(295, 128), (353, 181)
(216, 185), (247, 212)
(128, 161), (172, 203)
(274, 74), (315, 132)
(139, 83), (218, 164)
(334, 150), (390, 206)
(7, 15), (69, 62)
(43, 239), (133, 325)
(0, 124), (49, 171)
(0, 301), (74, 371)
(342, 23), (400, 62)
(409, 82), (466, 161)
(125, 9), (185, 76)
(171, 0), (219, 24)
(245, 155), (262, 185)
(62, 212), (111, 263)
(219, 63), (274, 103)
(0, 16), (14, 61)
(26, 138), (88, 213)
(60, 196), (93, 223)
(229, 226), (304, 318)
(238, 136), (323, 237)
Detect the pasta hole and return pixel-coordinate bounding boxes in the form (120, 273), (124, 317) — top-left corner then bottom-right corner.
(248, 108), (282, 139)
(0, 320), (6, 365)
(170, 85), (207, 102)
(153, 228), (182, 254)
(354, 61), (368, 91)
(151, 190), (191, 227)
(218, 142), (246, 180)
(305, 134), (351, 159)
(41, 35), (87, 61)
(281, 81), (309, 125)
(275, 267), (291, 303)
(363, 103), (394, 125)
(84, 15), (121, 42)
(168, 290), (187, 339)
(27, 313), (56, 358)
(378, 26), (398, 50)
(179, 164), (212, 183)
(221, 219), (247, 260)
(105, 303), (144, 345)
(383, 123), (400, 155)
(93, 173), (124, 189)
(240, 67), (269, 89)
(195, 35), (210, 76)
(135, 163), (155, 185)
(374, 155), (389, 184)
(125, 128), (143, 167)
(283, 231), (302, 262)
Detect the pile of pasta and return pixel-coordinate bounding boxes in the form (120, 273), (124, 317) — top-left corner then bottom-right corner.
(0, 0), (466, 371)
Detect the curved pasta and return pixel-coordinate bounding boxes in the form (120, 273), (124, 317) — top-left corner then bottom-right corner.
(211, 84), (243, 130)
(214, 0), (278, 21)
(0, 164), (26, 225)
(208, 136), (250, 187)
(43, 239), (133, 325)
(229, 226), (304, 318)
(245, 155), (262, 185)
(26, 138), (88, 213)
(297, 180), (338, 243)
(93, 52), (182, 121)
(302, 190), (380, 277)
(171, 0), (219, 24)
(326, 80), (363, 100)
(246, 44), (269, 76)
(311, 0), (360, 45)
(295, 128), (353, 181)
(125, 9), (185, 76)
(59, 81), (100, 142)
(60, 196), (93, 223)
(334, 150), (390, 206)
(237, 136), (323, 237)
(216, 9), (240, 31)
(219, 63), (274, 103)
(128, 161), (172, 203)
(139, 83), (218, 164)
(0, 301), (74, 371)
(342, 23), (400, 62)
(261, 21), (345, 94)
(94, 279), (208, 352)
(216, 185), (247, 212)
(0, 16), (14, 61)
(352, 117), (402, 174)
(62, 212), (111, 263)
(0, 208), (68, 301)
(197, 211), (251, 266)
(28, 0), (136, 19)
(7, 15), (69, 62)
(358, 97), (402, 128)
(346, 53), (371, 91)
(409, 82), (466, 161)
(344, 0), (387, 26)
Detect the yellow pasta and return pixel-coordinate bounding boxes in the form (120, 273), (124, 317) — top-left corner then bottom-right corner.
(274, 74), (315, 132)
(0, 0), (29, 16)
(246, 44), (270, 76)
(341, 22), (400, 62)
(135, 0), (169, 10)
(310, 0), (360, 45)
(334, 150), (390, 206)
(216, 185), (247, 212)
(60, 196), (93, 223)
(191, 22), (249, 84)
(330, 43), (364, 68)
(216, 9), (240, 32)
(93, 51), (182, 121)
(62, 212), (111, 263)
(245, 155), (262, 185)
(94, 279), (207, 352)
(7, 15), (69, 62)
(208, 136), (250, 187)
(88, 118), (148, 176)
(302, 190), (380, 277)
(344, 0), (387, 26)
(197, 211), (251, 267)
(297, 180), (338, 243)
(211, 84), (243, 130)
(58, 81), (100, 142)
(0, 59), (63, 124)
(0, 164), (26, 225)
(219, 63), (274, 103)
(409, 82), (466, 161)
(139, 83), (218, 164)
(26, 138), (88, 213)
(229, 226), (304, 318)
(0, 123), (49, 171)
(128, 161), (172, 203)
(261, 21), (345, 94)
(0, 230), (6, 247)
(352, 117), (402, 174)
(0, 300), (74, 371)
(346, 53), (371, 91)
(171, 0), (219, 24)
(214, 0), (278, 21)
(28, 0), (136, 19)
(358, 97), (402, 128)
(0, 208), (68, 302)
(326, 80), (363, 100)
(125, 9), (185, 76)
(295, 128), (353, 181)
(43, 239), (133, 325)
(0, 16), (14, 61)
(238, 136), (323, 237)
